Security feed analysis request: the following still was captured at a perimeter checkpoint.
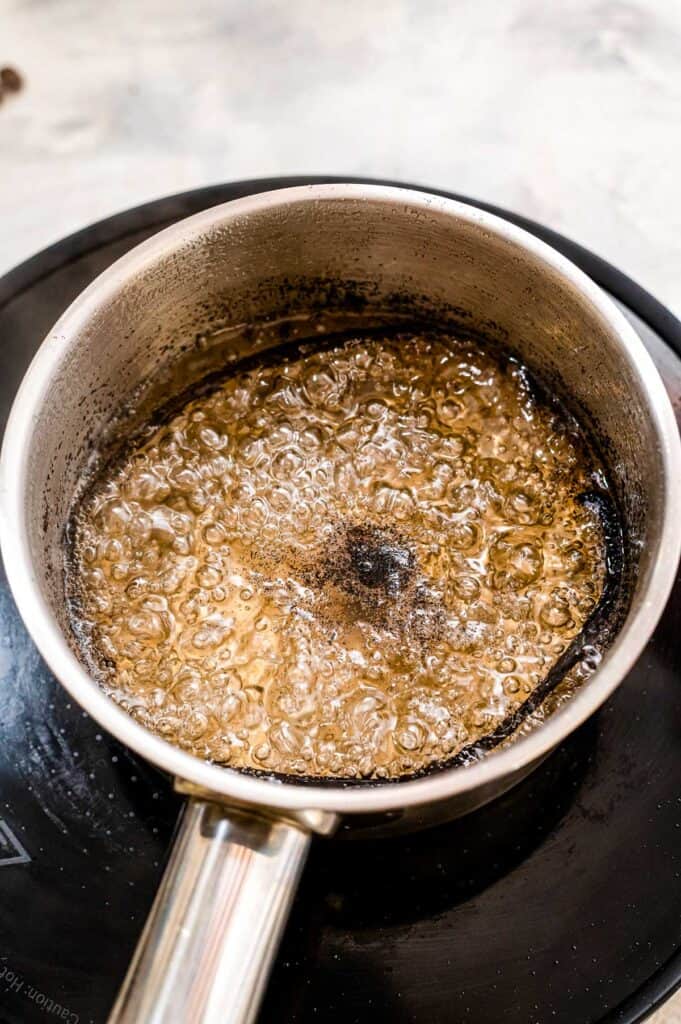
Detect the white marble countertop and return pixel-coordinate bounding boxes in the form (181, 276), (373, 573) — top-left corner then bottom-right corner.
(2, 0), (681, 1020)
(2, 0), (681, 321)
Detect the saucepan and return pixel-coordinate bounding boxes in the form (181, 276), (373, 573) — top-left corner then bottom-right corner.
(1, 185), (680, 1023)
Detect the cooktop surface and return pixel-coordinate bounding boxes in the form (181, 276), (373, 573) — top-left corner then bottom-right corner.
(1, 178), (681, 1024)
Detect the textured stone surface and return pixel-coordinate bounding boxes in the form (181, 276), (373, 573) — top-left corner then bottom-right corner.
(1, 0), (681, 1019)
(657, 1008), (681, 1024)
(1, 0), (681, 319)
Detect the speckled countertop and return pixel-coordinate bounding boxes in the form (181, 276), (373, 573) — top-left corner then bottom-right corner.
(2, 0), (681, 1020)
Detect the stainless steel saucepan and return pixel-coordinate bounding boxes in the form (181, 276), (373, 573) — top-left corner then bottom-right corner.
(1, 185), (679, 1024)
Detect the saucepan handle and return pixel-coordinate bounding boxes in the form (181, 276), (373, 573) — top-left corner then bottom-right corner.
(108, 797), (311, 1024)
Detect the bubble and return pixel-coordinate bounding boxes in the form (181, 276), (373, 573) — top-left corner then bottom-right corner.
(366, 399), (388, 420)
(125, 577), (149, 600)
(270, 720), (303, 756)
(196, 566), (221, 589)
(272, 449), (304, 481)
(450, 521), (481, 552)
(159, 566), (184, 594)
(395, 718), (427, 753)
(506, 487), (541, 525)
(490, 534), (544, 588)
(448, 483), (475, 513)
(188, 489), (210, 513)
(98, 500), (131, 536)
(192, 625), (223, 650)
(540, 592), (572, 629)
(128, 469), (170, 504)
(373, 485), (415, 519)
(91, 592), (112, 614)
(129, 512), (152, 544)
(103, 538), (125, 562)
(220, 693), (243, 721)
(186, 711), (209, 739)
(201, 522), (224, 546)
(198, 426), (226, 451)
(242, 704), (264, 729)
(128, 609), (169, 641)
(254, 742), (272, 764)
(156, 715), (180, 735)
(439, 399), (462, 423)
(300, 427), (323, 449)
(167, 465), (199, 493)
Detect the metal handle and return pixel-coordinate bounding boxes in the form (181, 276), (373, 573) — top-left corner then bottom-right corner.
(108, 798), (311, 1024)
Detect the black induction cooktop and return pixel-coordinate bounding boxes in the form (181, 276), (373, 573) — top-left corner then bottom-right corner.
(2, 178), (681, 1024)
